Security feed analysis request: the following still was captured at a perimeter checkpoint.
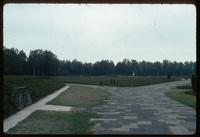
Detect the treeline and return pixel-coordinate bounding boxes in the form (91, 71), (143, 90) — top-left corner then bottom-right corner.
(3, 47), (196, 76)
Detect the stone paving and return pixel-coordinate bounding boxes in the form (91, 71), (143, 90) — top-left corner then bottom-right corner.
(74, 80), (196, 135)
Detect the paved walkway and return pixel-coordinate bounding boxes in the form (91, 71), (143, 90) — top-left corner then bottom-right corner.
(3, 85), (72, 133)
(74, 80), (196, 134)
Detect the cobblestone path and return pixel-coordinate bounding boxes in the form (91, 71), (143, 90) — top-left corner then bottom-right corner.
(74, 80), (196, 134)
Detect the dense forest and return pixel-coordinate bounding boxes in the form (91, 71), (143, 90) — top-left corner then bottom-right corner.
(3, 47), (196, 76)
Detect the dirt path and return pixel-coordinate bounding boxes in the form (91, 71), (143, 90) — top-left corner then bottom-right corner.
(75, 80), (196, 134)
(3, 85), (72, 133)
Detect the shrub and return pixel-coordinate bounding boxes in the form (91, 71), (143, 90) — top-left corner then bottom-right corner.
(191, 74), (196, 93)
(167, 73), (171, 79)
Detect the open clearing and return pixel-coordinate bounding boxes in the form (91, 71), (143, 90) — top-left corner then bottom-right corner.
(4, 75), (183, 118)
(6, 80), (196, 134)
(4, 76), (195, 134)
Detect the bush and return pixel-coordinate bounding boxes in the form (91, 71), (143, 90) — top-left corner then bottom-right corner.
(191, 74), (196, 93)
(167, 73), (171, 79)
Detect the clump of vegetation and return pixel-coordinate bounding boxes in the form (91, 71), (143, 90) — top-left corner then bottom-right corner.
(167, 73), (171, 79)
(191, 74), (196, 93)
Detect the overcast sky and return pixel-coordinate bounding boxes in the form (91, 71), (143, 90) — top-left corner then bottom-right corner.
(3, 4), (196, 64)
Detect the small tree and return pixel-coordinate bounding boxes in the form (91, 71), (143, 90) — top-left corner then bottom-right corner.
(191, 74), (196, 93)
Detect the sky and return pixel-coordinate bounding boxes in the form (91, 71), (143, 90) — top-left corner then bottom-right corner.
(3, 4), (196, 64)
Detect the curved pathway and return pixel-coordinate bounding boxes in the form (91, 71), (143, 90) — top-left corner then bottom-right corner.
(75, 80), (196, 134)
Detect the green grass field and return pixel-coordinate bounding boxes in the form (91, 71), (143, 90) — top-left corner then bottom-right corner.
(7, 110), (98, 134)
(48, 85), (111, 107)
(52, 75), (181, 87)
(166, 83), (196, 108)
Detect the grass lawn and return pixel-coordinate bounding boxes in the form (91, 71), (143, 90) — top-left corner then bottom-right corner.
(166, 83), (196, 108)
(48, 85), (111, 107)
(52, 75), (181, 87)
(7, 110), (98, 134)
(4, 76), (66, 118)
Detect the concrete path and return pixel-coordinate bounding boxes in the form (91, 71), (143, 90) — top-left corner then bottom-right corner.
(3, 85), (72, 133)
(74, 80), (196, 134)
(38, 105), (72, 112)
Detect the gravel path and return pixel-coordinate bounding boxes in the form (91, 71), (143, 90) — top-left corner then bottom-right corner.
(74, 80), (196, 134)
(3, 85), (72, 133)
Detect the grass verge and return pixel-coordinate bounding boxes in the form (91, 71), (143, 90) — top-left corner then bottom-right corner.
(7, 110), (98, 134)
(47, 85), (111, 107)
(166, 87), (196, 108)
(4, 76), (66, 118)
